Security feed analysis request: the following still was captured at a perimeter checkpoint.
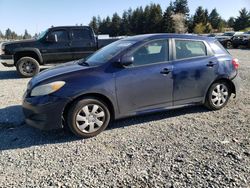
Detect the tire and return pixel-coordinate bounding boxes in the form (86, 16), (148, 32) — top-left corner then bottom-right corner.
(67, 98), (111, 138)
(16, 57), (40, 78)
(226, 41), (233, 49)
(205, 82), (231, 110)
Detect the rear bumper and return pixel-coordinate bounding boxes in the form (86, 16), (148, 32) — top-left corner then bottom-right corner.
(22, 95), (70, 130)
(231, 73), (240, 97)
(0, 55), (14, 67)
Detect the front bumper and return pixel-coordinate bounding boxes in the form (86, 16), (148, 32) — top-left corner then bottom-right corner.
(0, 55), (14, 67)
(22, 95), (70, 130)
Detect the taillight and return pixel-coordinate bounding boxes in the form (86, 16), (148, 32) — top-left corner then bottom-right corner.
(232, 58), (239, 69)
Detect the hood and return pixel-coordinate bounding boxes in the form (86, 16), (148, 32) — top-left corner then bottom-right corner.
(30, 60), (90, 87)
(3, 39), (38, 49)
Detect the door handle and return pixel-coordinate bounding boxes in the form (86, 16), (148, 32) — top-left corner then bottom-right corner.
(160, 68), (172, 75)
(206, 61), (217, 67)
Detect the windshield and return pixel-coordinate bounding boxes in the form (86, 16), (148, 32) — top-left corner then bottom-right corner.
(244, 31), (250, 34)
(222, 32), (234, 36)
(37, 30), (48, 40)
(85, 40), (136, 66)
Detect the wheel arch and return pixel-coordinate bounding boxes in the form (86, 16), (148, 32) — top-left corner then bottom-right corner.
(203, 77), (236, 103)
(14, 48), (43, 65)
(63, 93), (116, 126)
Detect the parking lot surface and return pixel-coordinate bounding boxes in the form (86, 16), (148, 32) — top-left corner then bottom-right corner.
(0, 50), (249, 187)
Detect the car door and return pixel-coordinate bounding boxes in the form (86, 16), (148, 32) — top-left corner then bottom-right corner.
(70, 28), (97, 60)
(115, 39), (173, 115)
(172, 39), (218, 105)
(42, 29), (72, 63)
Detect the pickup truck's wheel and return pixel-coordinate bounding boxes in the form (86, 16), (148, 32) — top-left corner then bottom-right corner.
(67, 98), (110, 138)
(205, 82), (231, 110)
(16, 57), (40, 78)
(226, 41), (233, 49)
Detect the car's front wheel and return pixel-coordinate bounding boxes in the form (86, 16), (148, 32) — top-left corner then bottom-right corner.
(16, 57), (40, 78)
(205, 82), (231, 110)
(67, 98), (111, 138)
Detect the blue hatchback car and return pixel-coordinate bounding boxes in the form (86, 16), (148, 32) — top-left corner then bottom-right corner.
(23, 34), (240, 138)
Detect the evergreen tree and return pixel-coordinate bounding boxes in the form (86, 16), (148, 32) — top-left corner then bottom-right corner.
(120, 10), (132, 35)
(209, 8), (222, 29)
(227, 17), (235, 28)
(89, 16), (99, 34)
(233, 8), (250, 31)
(193, 6), (207, 25)
(144, 4), (163, 33)
(5, 28), (12, 39)
(0, 30), (3, 38)
(173, 0), (189, 16)
(110, 13), (122, 36)
(23, 29), (31, 39)
(162, 5), (175, 33)
(99, 16), (112, 35)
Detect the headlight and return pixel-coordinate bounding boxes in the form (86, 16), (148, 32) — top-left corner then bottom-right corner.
(31, 81), (65, 97)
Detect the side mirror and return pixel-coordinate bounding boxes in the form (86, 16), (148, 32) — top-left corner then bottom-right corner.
(46, 34), (57, 43)
(120, 56), (134, 67)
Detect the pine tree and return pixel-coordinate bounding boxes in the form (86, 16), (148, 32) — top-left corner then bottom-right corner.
(23, 29), (31, 39)
(209, 8), (222, 30)
(110, 13), (122, 37)
(5, 28), (12, 39)
(193, 6), (207, 25)
(227, 17), (235, 28)
(233, 8), (250, 31)
(173, 0), (189, 16)
(120, 11), (131, 35)
(144, 4), (163, 33)
(89, 16), (99, 34)
(99, 16), (112, 35)
(162, 6), (175, 33)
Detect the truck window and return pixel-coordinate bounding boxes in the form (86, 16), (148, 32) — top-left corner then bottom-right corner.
(72, 29), (92, 40)
(50, 30), (69, 42)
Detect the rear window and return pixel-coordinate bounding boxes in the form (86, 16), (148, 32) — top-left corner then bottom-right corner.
(175, 40), (207, 60)
(72, 28), (92, 40)
(210, 40), (229, 55)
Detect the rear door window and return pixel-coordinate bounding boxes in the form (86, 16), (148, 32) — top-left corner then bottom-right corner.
(72, 28), (93, 40)
(175, 40), (207, 60)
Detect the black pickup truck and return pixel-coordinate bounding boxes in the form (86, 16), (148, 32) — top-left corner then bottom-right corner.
(0, 26), (118, 77)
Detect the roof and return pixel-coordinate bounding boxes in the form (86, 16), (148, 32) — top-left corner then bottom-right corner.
(122, 33), (214, 42)
(49, 26), (91, 30)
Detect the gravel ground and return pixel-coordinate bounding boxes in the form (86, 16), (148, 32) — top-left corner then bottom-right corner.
(0, 49), (249, 187)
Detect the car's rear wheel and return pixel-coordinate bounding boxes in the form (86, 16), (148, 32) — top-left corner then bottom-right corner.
(205, 82), (231, 110)
(67, 98), (110, 138)
(16, 57), (40, 78)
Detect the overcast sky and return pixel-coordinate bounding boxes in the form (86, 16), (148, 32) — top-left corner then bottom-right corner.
(0, 0), (249, 35)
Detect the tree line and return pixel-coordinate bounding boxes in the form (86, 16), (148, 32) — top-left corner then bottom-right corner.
(89, 0), (250, 36)
(1, 0), (250, 40)
(0, 29), (34, 40)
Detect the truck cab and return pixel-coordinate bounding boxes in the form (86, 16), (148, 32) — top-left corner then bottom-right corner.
(0, 26), (112, 77)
